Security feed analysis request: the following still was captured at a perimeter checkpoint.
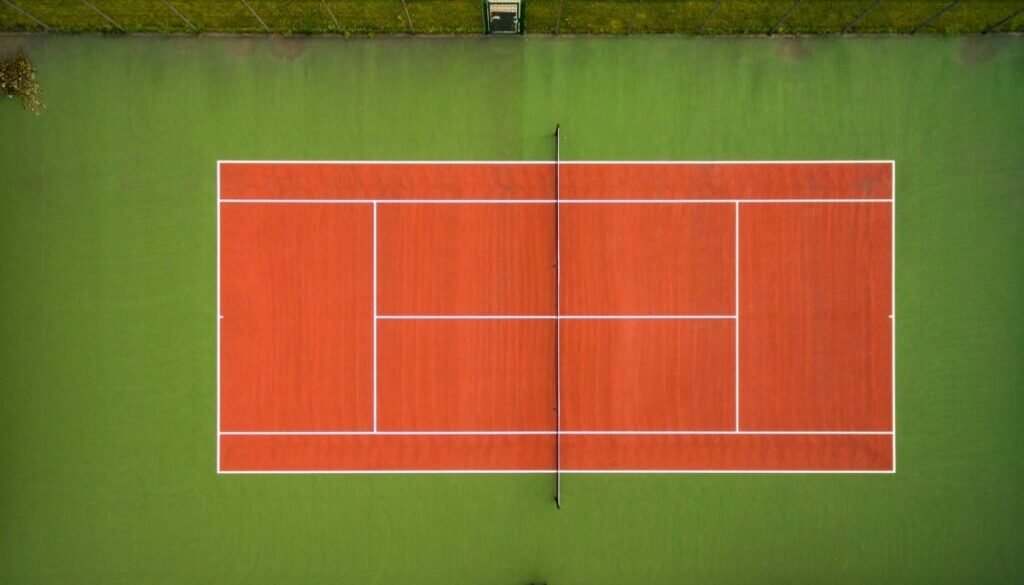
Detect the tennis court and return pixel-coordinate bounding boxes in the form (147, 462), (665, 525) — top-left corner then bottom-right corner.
(218, 159), (894, 473)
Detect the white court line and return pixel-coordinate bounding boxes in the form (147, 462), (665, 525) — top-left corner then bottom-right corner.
(555, 127), (563, 507)
(219, 430), (894, 436)
(735, 202), (741, 431)
(559, 199), (894, 204)
(219, 469), (895, 475)
(372, 202), (378, 433)
(218, 159), (896, 165)
(219, 198), (894, 204)
(375, 315), (736, 320)
(564, 160), (895, 165)
(216, 162), (221, 472)
(891, 161), (897, 471)
(219, 160), (555, 165)
(220, 199), (556, 204)
(215, 159), (897, 475)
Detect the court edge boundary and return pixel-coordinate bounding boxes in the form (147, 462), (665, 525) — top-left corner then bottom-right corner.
(218, 469), (896, 475)
(216, 162), (221, 472)
(218, 160), (896, 165)
(220, 430), (894, 436)
(220, 199), (893, 204)
(891, 161), (897, 473)
(216, 159), (896, 476)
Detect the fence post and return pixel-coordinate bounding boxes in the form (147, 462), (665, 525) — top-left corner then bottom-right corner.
(627, 0), (642, 35)
(842, 0), (881, 34)
(911, 0), (962, 34)
(983, 5), (1024, 34)
(162, 1), (196, 32)
(769, 0), (801, 36)
(80, 0), (125, 32)
(319, 0), (339, 31)
(399, 0), (414, 33)
(699, 0), (724, 34)
(1, 0), (50, 31)
(240, 0), (270, 32)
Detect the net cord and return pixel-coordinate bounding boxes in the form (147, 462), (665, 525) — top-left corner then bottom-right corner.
(554, 123), (562, 509)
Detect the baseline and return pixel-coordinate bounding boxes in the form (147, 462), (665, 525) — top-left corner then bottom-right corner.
(219, 433), (893, 472)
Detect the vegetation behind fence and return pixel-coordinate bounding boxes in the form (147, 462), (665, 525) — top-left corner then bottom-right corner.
(0, 1), (1022, 35)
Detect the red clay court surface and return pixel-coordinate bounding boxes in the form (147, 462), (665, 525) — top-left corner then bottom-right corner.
(217, 161), (895, 473)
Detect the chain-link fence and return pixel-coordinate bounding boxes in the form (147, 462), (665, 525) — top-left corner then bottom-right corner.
(1, 0), (1022, 34)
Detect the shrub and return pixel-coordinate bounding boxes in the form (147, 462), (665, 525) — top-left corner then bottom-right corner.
(0, 52), (44, 115)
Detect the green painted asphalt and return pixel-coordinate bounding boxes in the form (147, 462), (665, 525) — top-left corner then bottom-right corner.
(0, 35), (1022, 583)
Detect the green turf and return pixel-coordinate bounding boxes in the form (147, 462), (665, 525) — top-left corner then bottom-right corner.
(775, 0), (878, 34)
(1, 34), (1023, 584)
(851, 0), (950, 32)
(556, 1), (640, 33)
(527, 0), (562, 32)
(923, 1), (1024, 33)
(89, 0), (194, 32)
(701, 0), (793, 33)
(327, 0), (409, 34)
(244, 0), (335, 33)
(630, 1), (720, 34)
(14, 0), (115, 32)
(407, 0), (484, 34)
(164, 0), (265, 32)
(0, 1), (44, 31)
